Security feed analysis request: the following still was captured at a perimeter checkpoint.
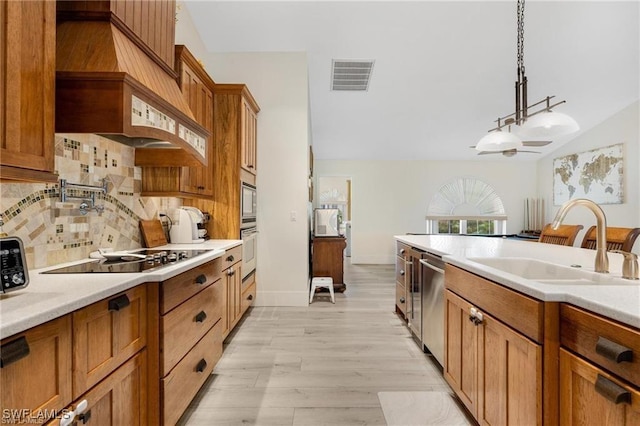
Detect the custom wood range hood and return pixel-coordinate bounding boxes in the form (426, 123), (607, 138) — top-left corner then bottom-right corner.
(55, 2), (209, 166)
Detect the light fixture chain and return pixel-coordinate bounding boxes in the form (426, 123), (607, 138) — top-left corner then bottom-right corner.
(517, 0), (525, 73)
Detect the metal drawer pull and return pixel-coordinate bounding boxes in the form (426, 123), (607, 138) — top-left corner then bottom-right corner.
(196, 359), (207, 373)
(226, 255), (235, 262)
(108, 294), (130, 311)
(195, 311), (207, 323)
(247, 294), (254, 301)
(596, 336), (633, 363)
(195, 274), (207, 285)
(399, 297), (405, 304)
(0, 336), (30, 368)
(595, 374), (631, 404)
(400, 270), (405, 276)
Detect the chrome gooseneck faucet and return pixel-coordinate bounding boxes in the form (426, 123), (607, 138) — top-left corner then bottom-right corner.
(552, 198), (609, 273)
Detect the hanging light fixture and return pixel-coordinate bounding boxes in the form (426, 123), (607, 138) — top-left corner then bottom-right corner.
(476, 0), (578, 152)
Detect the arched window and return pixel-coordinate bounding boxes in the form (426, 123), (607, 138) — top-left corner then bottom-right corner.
(426, 177), (507, 235)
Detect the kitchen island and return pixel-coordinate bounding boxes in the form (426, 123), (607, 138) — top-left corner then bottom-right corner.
(395, 234), (640, 425)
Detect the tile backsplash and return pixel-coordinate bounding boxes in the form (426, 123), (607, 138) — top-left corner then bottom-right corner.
(0, 134), (181, 269)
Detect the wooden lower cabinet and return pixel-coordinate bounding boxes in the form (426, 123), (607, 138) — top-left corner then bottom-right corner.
(560, 349), (640, 425)
(72, 286), (147, 398)
(0, 316), (72, 424)
(222, 258), (243, 339)
(478, 307), (542, 425)
(162, 322), (222, 426)
(51, 351), (147, 426)
(444, 289), (479, 416)
(444, 289), (542, 425)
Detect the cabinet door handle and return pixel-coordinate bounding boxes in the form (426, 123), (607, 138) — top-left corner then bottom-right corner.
(195, 311), (207, 323)
(596, 336), (633, 363)
(595, 374), (631, 404)
(108, 294), (130, 311)
(400, 270), (405, 276)
(228, 268), (235, 277)
(247, 294), (254, 301)
(399, 297), (405, 304)
(400, 249), (405, 255)
(195, 274), (207, 285)
(79, 410), (92, 424)
(196, 358), (208, 373)
(0, 336), (30, 368)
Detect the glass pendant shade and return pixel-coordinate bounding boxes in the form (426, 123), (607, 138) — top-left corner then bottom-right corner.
(520, 111), (579, 139)
(475, 130), (522, 152)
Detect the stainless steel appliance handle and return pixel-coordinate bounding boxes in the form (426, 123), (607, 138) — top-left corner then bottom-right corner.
(419, 258), (445, 274)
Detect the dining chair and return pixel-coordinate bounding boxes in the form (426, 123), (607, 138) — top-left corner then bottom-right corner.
(538, 223), (584, 246)
(580, 226), (640, 252)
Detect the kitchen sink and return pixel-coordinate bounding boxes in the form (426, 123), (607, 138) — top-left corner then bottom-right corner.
(467, 257), (627, 285)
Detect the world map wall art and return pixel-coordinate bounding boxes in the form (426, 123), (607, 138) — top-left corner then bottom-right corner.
(553, 143), (624, 205)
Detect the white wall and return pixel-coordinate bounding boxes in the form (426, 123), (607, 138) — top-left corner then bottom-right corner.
(176, 9), (311, 306)
(537, 101), (640, 253)
(314, 160), (538, 264)
(204, 52), (311, 306)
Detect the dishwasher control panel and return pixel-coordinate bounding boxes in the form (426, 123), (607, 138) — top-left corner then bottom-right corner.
(0, 237), (29, 293)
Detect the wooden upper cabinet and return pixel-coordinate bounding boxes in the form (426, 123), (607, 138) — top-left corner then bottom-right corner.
(241, 97), (258, 176)
(57, 0), (176, 73)
(0, 0), (57, 182)
(140, 45), (215, 198)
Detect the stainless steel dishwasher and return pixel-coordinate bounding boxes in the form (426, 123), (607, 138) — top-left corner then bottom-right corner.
(419, 252), (445, 367)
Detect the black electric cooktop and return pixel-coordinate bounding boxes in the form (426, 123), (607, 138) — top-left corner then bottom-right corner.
(42, 249), (212, 274)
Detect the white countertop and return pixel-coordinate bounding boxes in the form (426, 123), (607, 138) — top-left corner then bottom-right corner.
(0, 240), (242, 340)
(395, 235), (640, 329)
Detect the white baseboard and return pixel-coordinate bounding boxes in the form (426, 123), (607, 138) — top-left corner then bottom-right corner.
(255, 290), (309, 307)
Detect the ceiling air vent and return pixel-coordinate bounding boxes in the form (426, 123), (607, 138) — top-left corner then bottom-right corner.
(331, 60), (375, 91)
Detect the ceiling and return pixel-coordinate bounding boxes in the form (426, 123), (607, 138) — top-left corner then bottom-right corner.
(184, 1), (639, 161)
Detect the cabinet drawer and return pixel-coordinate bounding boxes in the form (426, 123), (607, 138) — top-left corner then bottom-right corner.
(221, 245), (243, 270)
(445, 265), (543, 343)
(241, 281), (257, 314)
(561, 304), (640, 386)
(0, 316), (72, 422)
(396, 281), (407, 316)
(560, 348), (640, 425)
(73, 286), (147, 398)
(161, 258), (221, 314)
(396, 256), (408, 284)
(161, 282), (223, 375)
(162, 321), (223, 426)
(396, 242), (410, 258)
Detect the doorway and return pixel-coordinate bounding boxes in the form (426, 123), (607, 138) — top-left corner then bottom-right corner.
(317, 176), (352, 256)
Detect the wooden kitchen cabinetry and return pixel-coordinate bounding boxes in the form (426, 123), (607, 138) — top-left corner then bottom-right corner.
(395, 243), (409, 318)
(72, 286), (147, 398)
(147, 258), (224, 425)
(220, 245), (245, 339)
(1, 286), (147, 425)
(0, 316), (72, 423)
(559, 304), (640, 425)
(186, 84), (260, 238)
(0, 0), (57, 182)
(444, 265), (544, 425)
(312, 236), (347, 293)
(241, 96), (258, 176)
(141, 45), (215, 198)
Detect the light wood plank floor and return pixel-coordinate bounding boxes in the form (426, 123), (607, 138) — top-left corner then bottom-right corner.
(179, 261), (463, 425)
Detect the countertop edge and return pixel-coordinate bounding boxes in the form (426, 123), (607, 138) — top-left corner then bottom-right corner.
(0, 240), (242, 340)
(395, 235), (640, 330)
